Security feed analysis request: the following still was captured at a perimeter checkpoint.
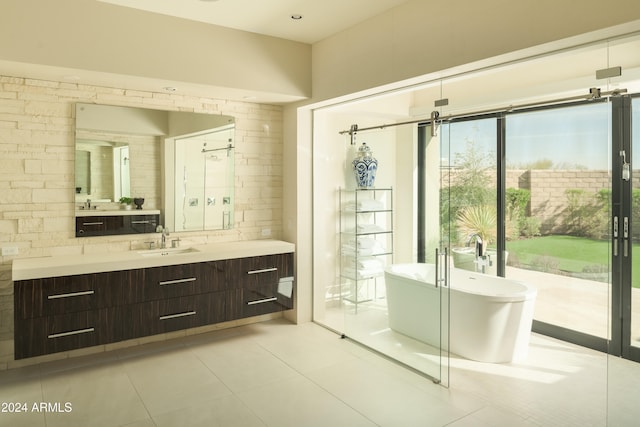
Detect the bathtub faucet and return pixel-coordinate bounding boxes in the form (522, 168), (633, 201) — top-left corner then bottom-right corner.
(466, 233), (484, 259)
(467, 233), (491, 273)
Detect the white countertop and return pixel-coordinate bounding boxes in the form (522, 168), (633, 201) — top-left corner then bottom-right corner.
(12, 240), (295, 281)
(76, 209), (161, 217)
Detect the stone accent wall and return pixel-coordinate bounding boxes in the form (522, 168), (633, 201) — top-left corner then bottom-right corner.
(0, 75), (284, 369)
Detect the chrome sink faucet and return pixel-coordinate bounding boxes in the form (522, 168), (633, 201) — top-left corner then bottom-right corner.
(156, 225), (170, 249)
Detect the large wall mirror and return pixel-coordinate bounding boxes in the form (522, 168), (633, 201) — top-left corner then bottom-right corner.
(74, 103), (235, 235)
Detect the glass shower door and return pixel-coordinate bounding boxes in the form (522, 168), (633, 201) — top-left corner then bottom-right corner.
(338, 124), (449, 385)
(418, 122), (451, 385)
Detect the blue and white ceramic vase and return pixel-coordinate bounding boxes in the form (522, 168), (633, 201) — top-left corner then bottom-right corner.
(352, 143), (378, 188)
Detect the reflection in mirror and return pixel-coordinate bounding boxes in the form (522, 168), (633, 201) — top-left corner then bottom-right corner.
(74, 138), (131, 202)
(172, 124), (235, 231)
(75, 103), (235, 235)
(74, 128), (161, 209)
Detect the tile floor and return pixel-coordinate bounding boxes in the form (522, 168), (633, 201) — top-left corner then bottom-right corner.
(1, 318), (638, 427)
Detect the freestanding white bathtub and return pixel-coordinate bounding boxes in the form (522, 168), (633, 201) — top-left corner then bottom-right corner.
(384, 263), (537, 363)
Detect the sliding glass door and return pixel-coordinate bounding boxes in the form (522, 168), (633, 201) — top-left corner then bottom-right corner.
(436, 95), (640, 360)
(620, 95), (640, 360)
(505, 101), (612, 349)
(608, 94), (640, 427)
(632, 97), (640, 356)
(507, 95), (640, 362)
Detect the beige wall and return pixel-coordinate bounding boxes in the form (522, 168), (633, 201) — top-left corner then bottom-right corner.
(311, 0), (640, 102)
(0, 0), (311, 101)
(0, 75), (284, 369)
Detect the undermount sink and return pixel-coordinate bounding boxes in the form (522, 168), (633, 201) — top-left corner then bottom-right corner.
(136, 247), (200, 257)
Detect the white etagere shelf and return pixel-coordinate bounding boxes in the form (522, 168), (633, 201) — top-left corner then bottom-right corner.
(339, 187), (393, 312)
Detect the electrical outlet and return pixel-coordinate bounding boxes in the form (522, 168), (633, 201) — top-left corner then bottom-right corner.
(2, 246), (19, 256)
(261, 228), (271, 237)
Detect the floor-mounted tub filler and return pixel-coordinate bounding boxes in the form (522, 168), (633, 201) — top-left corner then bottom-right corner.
(384, 263), (537, 363)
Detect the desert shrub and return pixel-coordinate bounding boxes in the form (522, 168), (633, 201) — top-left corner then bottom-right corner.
(521, 217), (541, 238)
(564, 189), (608, 239)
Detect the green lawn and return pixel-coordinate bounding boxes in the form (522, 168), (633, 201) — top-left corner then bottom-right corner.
(505, 235), (640, 287)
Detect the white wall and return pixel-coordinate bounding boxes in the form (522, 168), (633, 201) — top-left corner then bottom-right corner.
(310, 109), (399, 325)
(394, 124), (418, 263)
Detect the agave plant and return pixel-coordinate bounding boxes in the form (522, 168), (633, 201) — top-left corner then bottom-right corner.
(456, 205), (497, 255)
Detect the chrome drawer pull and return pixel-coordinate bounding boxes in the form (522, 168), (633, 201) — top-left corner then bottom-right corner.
(82, 222), (103, 226)
(131, 220), (151, 224)
(247, 297), (277, 305)
(48, 290), (95, 300)
(247, 267), (278, 275)
(159, 278), (196, 286)
(48, 327), (95, 339)
(159, 311), (196, 320)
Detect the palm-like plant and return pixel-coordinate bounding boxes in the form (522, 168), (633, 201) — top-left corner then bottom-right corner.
(456, 205), (497, 255)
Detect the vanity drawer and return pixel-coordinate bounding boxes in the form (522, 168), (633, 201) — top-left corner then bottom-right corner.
(15, 277), (96, 319)
(242, 283), (285, 317)
(14, 270), (146, 319)
(143, 263), (204, 299)
(153, 292), (227, 334)
(143, 260), (236, 299)
(14, 310), (100, 359)
(237, 253), (293, 288)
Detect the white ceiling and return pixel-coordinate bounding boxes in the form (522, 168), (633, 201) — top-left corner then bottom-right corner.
(97, 0), (412, 44)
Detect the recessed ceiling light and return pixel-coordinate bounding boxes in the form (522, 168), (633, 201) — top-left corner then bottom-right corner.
(291, 14), (303, 20)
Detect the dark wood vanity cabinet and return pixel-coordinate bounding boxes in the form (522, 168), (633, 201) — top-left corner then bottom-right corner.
(239, 254), (295, 318)
(75, 214), (159, 237)
(14, 252), (294, 359)
(14, 269), (146, 358)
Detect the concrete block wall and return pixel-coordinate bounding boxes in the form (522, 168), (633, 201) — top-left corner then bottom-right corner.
(445, 168), (615, 236)
(0, 75), (284, 369)
(523, 170), (610, 234)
